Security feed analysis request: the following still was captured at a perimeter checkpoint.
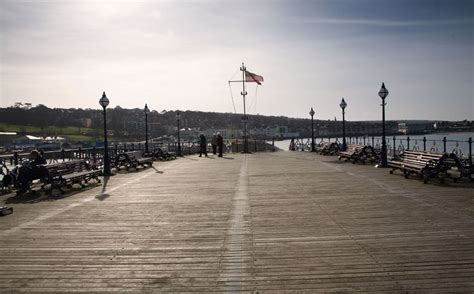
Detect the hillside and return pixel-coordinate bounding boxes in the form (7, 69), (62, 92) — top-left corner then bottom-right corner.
(0, 105), (315, 142)
(1, 105), (461, 143)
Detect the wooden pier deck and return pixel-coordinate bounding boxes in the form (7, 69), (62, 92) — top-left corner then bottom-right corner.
(1, 151), (473, 293)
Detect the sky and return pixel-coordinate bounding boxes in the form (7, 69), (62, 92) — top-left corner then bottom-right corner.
(0, 0), (473, 121)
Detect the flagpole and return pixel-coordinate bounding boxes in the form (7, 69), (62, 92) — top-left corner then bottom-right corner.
(240, 62), (249, 153)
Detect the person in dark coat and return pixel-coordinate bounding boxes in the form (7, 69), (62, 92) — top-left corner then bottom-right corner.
(17, 150), (48, 193)
(31, 150), (47, 166)
(217, 133), (224, 157)
(211, 134), (217, 155)
(199, 134), (208, 157)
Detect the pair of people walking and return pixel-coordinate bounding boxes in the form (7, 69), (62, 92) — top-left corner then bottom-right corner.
(200, 133), (224, 157)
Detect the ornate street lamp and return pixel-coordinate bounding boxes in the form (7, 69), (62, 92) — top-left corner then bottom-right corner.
(99, 91), (111, 176)
(176, 110), (182, 157)
(144, 104), (150, 155)
(340, 98), (347, 151)
(309, 107), (315, 152)
(378, 82), (389, 167)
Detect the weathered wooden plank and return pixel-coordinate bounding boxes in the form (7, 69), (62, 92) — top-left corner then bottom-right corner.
(1, 151), (473, 292)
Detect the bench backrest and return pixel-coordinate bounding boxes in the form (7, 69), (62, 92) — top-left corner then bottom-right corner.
(44, 160), (90, 176)
(125, 151), (144, 159)
(345, 144), (365, 153)
(401, 150), (447, 168)
(402, 151), (444, 161)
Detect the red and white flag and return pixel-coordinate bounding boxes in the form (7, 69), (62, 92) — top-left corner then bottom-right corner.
(245, 71), (264, 85)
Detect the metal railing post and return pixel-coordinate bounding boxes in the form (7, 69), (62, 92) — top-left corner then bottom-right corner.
(469, 137), (472, 167)
(393, 136), (396, 157)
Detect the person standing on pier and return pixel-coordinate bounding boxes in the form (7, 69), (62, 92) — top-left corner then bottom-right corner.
(211, 134), (217, 155)
(217, 132), (224, 157)
(199, 133), (208, 157)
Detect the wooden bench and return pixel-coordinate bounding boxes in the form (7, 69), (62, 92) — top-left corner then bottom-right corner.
(338, 144), (378, 164)
(12, 160), (100, 195)
(388, 150), (449, 183)
(151, 148), (177, 161)
(315, 142), (340, 156)
(114, 151), (153, 171)
(442, 153), (472, 182)
(48, 160), (101, 192)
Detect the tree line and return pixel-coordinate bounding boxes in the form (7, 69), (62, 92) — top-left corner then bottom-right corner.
(0, 105), (316, 139)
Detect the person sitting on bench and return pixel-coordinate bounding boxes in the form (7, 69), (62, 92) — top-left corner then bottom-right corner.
(17, 150), (48, 194)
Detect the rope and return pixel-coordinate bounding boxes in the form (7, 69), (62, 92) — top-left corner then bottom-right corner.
(227, 68), (241, 114)
(228, 82), (237, 114)
(248, 85), (259, 114)
(253, 85), (258, 114)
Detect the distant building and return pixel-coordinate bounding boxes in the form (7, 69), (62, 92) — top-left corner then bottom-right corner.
(81, 118), (92, 128)
(398, 122), (435, 135)
(13, 135), (41, 149)
(0, 132), (19, 146)
(8, 135), (65, 151)
(250, 126), (299, 139)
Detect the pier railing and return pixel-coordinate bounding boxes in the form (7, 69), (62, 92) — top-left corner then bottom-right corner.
(292, 135), (473, 165)
(0, 139), (274, 169)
